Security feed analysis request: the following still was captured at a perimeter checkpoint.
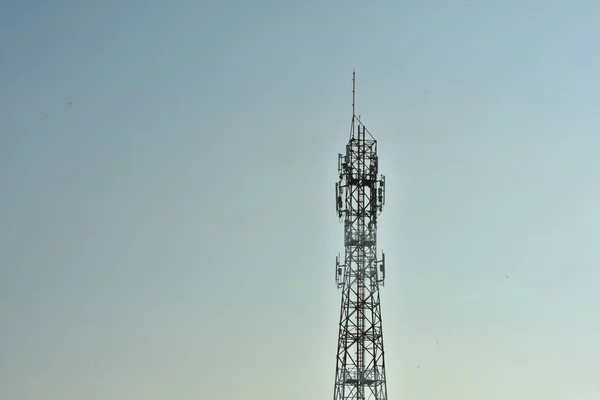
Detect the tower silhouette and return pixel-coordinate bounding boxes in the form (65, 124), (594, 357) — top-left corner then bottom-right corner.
(333, 72), (388, 400)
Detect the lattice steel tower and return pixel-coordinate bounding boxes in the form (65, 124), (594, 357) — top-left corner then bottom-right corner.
(333, 72), (388, 400)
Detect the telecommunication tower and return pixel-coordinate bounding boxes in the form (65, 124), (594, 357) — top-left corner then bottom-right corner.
(333, 72), (388, 400)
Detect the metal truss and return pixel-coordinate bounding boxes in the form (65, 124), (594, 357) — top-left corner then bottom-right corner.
(333, 73), (388, 400)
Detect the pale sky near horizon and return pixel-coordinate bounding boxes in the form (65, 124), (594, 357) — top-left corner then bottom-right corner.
(2, 1), (600, 399)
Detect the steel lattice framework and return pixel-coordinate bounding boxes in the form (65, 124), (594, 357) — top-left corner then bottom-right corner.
(333, 72), (387, 400)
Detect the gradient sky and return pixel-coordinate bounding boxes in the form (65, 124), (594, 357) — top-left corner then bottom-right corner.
(2, 1), (600, 399)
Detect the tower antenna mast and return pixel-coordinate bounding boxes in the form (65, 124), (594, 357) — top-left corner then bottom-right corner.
(350, 70), (356, 139)
(352, 70), (356, 119)
(334, 72), (388, 400)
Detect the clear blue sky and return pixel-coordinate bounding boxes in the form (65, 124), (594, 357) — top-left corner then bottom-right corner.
(1, 1), (600, 399)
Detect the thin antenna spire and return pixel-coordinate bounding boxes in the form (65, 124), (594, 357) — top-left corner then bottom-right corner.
(350, 70), (356, 139)
(352, 70), (356, 119)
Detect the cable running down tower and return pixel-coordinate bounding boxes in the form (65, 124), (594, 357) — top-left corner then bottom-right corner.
(333, 72), (388, 400)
